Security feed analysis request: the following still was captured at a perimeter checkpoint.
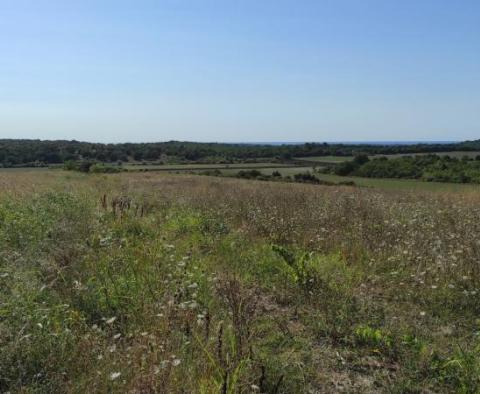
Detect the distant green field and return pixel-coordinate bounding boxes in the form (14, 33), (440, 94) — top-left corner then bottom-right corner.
(124, 162), (289, 171)
(204, 166), (480, 192)
(218, 166), (318, 177)
(0, 167), (52, 172)
(295, 156), (353, 163)
(2, 165), (479, 192)
(313, 173), (480, 192)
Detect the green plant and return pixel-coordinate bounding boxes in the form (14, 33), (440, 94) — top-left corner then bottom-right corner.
(354, 325), (392, 349)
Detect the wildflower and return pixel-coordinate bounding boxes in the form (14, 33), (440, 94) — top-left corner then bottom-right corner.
(113, 333), (121, 339)
(159, 360), (169, 369)
(73, 280), (83, 290)
(420, 311), (426, 317)
(172, 359), (181, 366)
(106, 317), (117, 325)
(110, 372), (121, 380)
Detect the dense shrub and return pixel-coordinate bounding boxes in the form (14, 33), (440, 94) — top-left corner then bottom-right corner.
(236, 169), (262, 179)
(64, 161), (121, 173)
(293, 172), (320, 183)
(336, 154), (480, 183)
(89, 163), (122, 173)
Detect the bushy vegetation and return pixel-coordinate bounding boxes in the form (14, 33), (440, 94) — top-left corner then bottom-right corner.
(2, 138), (480, 167)
(64, 160), (122, 174)
(2, 171), (480, 392)
(227, 169), (355, 187)
(335, 154), (480, 183)
(236, 169), (263, 179)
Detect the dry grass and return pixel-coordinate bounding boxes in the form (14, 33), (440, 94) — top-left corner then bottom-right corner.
(1, 170), (480, 393)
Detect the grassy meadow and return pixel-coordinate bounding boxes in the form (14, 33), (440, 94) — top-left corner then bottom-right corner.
(2, 170), (480, 392)
(123, 162), (291, 171)
(294, 156), (354, 163)
(219, 168), (480, 192)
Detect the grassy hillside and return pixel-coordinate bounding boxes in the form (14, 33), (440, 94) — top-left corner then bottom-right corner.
(2, 171), (480, 392)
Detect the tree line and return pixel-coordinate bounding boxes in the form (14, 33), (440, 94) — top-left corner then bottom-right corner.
(334, 154), (480, 183)
(1, 139), (480, 167)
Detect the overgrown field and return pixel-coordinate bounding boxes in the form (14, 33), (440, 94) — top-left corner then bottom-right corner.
(2, 171), (480, 393)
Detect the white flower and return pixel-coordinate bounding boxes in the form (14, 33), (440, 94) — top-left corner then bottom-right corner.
(110, 372), (121, 380)
(188, 301), (198, 309)
(172, 359), (181, 367)
(159, 360), (170, 369)
(420, 311), (426, 317)
(106, 317), (117, 325)
(113, 333), (121, 339)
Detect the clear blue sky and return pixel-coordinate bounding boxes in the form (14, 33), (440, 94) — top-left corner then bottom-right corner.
(1, 0), (479, 143)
